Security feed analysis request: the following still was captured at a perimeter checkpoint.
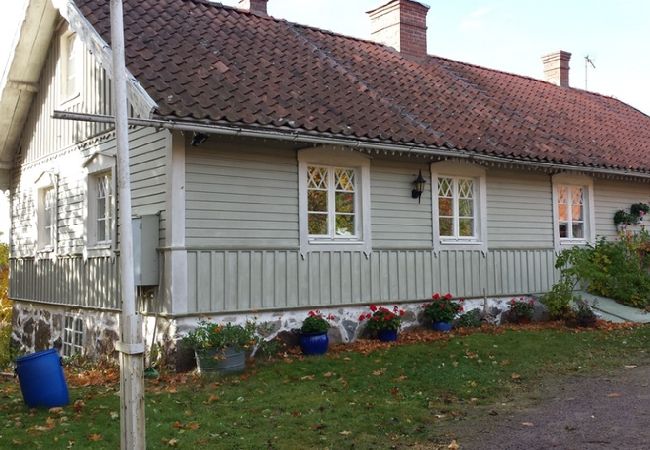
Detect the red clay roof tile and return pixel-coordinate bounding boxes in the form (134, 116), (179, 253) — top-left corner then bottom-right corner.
(75, 0), (650, 171)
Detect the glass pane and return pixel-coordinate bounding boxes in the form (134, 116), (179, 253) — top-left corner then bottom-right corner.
(97, 218), (106, 242)
(438, 198), (452, 216)
(335, 214), (355, 236)
(97, 197), (106, 220)
(459, 198), (474, 217)
(308, 213), (328, 235)
(558, 204), (568, 221)
(308, 190), (328, 212)
(458, 179), (474, 199)
(559, 222), (568, 238)
(572, 187), (584, 206)
(572, 204), (583, 221)
(572, 222), (584, 239)
(459, 218), (474, 237)
(335, 169), (355, 192)
(438, 178), (453, 197)
(439, 218), (453, 237)
(307, 166), (328, 189)
(558, 186), (568, 204)
(335, 192), (354, 213)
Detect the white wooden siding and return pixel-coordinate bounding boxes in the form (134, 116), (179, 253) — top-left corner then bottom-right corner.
(185, 143), (299, 248)
(486, 169), (554, 248)
(594, 178), (650, 240)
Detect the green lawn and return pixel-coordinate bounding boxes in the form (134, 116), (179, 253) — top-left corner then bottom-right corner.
(1, 325), (649, 449)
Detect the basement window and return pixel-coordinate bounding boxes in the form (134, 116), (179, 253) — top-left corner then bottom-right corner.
(62, 316), (84, 357)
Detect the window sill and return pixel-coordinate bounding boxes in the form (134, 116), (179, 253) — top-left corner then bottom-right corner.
(303, 239), (369, 254)
(559, 239), (588, 246)
(85, 243), (113, 258)
(438, 240), (486, 253)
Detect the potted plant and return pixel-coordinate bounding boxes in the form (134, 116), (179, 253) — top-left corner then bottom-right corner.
(182, 320), (258, 375)
(359, 305), (405, 342)
(507, 297), (535, 323)
(299, 310), (334, 355)
(422, 293), (463, 332)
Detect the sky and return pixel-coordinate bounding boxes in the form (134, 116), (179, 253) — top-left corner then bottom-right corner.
(0, 0), (648, 241)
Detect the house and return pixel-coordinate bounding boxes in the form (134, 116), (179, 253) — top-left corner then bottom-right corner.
(2, 0), (650, 360)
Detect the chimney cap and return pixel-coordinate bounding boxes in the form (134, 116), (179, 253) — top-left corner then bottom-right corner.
(366, 0), (430, 15)
(238, 0), (268, 15)
(541, 50), (572, 87)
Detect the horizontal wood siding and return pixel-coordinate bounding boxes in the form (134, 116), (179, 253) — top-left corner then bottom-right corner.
(593, 178), (650, 240)
(185, 143), (299, 248)
(486, 169), (554, 248)
(371, 159), (432, 248)
(9, 256), (120, 309)
(186, 248), (558, 313)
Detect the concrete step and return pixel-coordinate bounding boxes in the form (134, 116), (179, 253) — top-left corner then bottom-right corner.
(578, 291), (650, 323)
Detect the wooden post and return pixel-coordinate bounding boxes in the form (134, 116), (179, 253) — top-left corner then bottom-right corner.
(109, 1), (146, 448)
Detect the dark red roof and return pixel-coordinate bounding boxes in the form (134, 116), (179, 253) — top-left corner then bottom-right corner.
(76, 0), (650, 171)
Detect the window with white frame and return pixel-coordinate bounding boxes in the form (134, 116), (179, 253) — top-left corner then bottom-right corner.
(62, 316), (84, 357)
(431, 161), (487, 252)
(552, 174), (595, 247)
(307, 166), (357, 238)
(94, 172), (113, 244)
(84, 152), (116, 254)
(61, 32), (81, 101)
(34, 171), (57, 253)
(40, 187), (56, 248)
(298, 147), (371, 254)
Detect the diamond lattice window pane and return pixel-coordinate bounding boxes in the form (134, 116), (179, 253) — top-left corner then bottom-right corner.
(307, 166), (328, 189)
(458, 179), (474, 199)
(335, 169), (355, 192)
(572, 187), (584, 206)
(438, 178), (453, 197)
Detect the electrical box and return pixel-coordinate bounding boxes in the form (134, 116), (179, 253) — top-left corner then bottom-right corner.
(132, 214), (159, 286)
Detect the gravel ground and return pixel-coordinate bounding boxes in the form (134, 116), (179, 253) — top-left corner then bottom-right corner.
(452, 364), (650, 450)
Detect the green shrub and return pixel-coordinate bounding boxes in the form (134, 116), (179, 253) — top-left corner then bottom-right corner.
(455, 308), (482, 328)
(542, 278), (577, 320)
(551, 234), (650, 308)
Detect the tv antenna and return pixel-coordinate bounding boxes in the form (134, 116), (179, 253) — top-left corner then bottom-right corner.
(584, 55), (596, 90)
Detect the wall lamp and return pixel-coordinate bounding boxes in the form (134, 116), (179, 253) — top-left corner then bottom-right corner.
(191, 132), (209, 146)
(411, 170), (426, 203)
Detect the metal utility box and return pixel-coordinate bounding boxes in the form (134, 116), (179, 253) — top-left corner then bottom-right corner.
(132, 214), (159, 286)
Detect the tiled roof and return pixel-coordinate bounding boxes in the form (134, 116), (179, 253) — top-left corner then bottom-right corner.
(76, 0), (650, 171)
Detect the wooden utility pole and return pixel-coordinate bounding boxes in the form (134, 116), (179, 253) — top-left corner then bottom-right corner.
(109, 0), (146, 448)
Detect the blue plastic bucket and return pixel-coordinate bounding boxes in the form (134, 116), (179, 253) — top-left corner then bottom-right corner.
(16, 349), (70, 408)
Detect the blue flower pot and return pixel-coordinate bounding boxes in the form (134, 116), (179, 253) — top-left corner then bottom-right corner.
(377, 329), (398, 342)
(299, 332), (329, 355)
(431, 321), (453, 332)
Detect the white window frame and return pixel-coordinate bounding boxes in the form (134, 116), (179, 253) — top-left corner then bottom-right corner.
(83, 152), (116, 257)
(431, 161), (487, 254)
(34, 171), (58, 255)
(298, 147), (372, 255)
(552, 173), (595, 250)
(60, 30), (81, 104)
(62, 315), (84, 357)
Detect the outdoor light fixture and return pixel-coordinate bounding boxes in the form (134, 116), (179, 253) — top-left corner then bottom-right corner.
(191, 132), (208, 146)
(411, 170), (426, 203)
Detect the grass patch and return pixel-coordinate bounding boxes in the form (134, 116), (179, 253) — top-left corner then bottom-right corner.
(1, 326), (649, 449)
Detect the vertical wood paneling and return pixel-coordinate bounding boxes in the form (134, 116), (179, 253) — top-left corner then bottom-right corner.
(184, 248), (558, 313)
(9, 256), (119, 309)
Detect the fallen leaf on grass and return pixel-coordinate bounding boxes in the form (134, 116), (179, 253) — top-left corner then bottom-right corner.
(300, 375), (315, 381)
(204, 394), (219, 404)
(624, 365), (638, 369)
(87, 433), (103, 442)
(323, 371), (334, 378)
(372, 368), (387, 376)
(511, 373), (521, 380)
(48, 407), (64, 415)
(165, 438), (179, 447)
(448, 440), (460, 450)
(339, 430), (352, 436)
(73, 399), (85, 413)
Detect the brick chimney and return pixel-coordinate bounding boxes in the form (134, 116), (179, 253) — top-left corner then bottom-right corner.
(238, 0), (268, 15)
(366, 0), (430, 59)
(541, 51), (571, 87)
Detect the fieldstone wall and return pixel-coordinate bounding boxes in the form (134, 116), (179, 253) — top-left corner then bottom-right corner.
(11, 301), (120, 357)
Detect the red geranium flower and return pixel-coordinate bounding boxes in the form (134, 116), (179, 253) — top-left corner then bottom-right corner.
(432, 293), (441, 300)
(370, 305), (377, 312)
(444, 293), (453, 300)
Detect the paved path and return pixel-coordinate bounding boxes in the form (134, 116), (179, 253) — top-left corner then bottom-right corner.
(454, 365), (650, 449)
